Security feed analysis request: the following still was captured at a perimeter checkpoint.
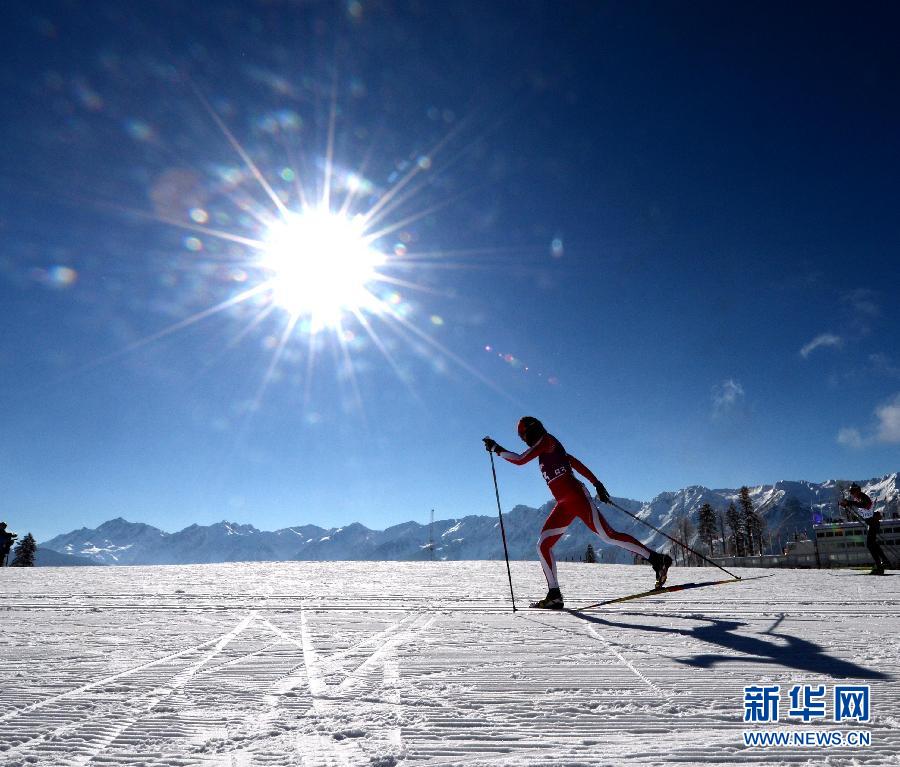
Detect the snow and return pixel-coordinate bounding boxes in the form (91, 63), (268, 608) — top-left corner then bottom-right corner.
(1, 562), (897, 766)
(442, 521), (463, 537)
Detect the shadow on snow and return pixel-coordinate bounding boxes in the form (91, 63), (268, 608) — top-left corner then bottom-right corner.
(563, 610), (889, 680)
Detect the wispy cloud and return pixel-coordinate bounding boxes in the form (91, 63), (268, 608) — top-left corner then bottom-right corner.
(874, 394), (900, 443)
(712, 378), (745, 416)
(836, 392), (900, 448)
(841, 288), (880, 320)
(800, 333), (843, 359)
(868, 353), (900, 379)
(804, 289), (880, 365)
(836, 427), (864, 449)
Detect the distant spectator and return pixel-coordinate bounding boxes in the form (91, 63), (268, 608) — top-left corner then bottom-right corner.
(840, 483), (886, 575)
(0, 522), (17, 566)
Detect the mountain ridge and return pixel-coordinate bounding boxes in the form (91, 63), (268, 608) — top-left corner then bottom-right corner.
(41, 473), (899, 566)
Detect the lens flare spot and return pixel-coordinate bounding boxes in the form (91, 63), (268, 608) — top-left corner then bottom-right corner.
(33, 265), (78, 289)
(184, 236), (203, 252)
(125, 119), (154, 142)
(551, 237), (564, 258)
(190, 208), (209, 224)
(53, 266), (78, 286)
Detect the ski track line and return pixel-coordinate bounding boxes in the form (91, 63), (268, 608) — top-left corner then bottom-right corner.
(247, 610), (401, 726)
(256, 613), (357, 767)
(337, 614), (436, 695)
(185, 584), (277, 765)
(584, 623), (667, 695)
(194, 639), (282, 678)
(256, 609), (433, 766)
(112, 591), (279, 766)
(0, 615), (254, 725)
(0, 615), (255, 766)
(67, 614), (256, 767)
(261, 611), (428, 696)
(315, 612), (420, 670)
(521, 613), (668, 696)
(260, 612), (421, 690)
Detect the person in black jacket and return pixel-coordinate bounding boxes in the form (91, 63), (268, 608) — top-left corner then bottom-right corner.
(0, 522), (17, 567)
(840, 483), (887, 575)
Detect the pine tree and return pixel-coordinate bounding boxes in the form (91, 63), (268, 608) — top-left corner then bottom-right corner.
(11, 533), (37, 567)
(738, 486), (763, 555)
(584, 544), (597, 563)
(725, 502), (744, 556)
(670, 543), (681, 567)
(697, 503), (717, 556)
(716, 511), (728, 556)
(676, 515), (695, 565)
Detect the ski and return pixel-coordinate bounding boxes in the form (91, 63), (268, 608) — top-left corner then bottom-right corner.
(846, 571), (893, 576)
(570, 573), (775, 610)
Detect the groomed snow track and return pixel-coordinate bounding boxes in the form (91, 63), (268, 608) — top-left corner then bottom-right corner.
(1, 562), (897, 766)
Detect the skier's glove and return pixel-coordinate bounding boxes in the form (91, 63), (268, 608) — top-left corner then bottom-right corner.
(482, 437), (499, 453)
(594, 481), (611, 504)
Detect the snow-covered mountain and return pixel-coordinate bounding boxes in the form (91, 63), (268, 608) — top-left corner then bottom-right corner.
(41, 473), (899, 566)
(34, 547), (103, 567)
(595, 474), (899, 559)
(42, 518), (332, 566)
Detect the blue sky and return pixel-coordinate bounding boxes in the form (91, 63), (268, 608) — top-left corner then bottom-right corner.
(2, 2), (899, 541)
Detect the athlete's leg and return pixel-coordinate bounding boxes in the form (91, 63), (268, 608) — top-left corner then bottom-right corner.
(577, 485), (654, 560)
(868, 536), (887, 570)
(537, 502), (577, 589)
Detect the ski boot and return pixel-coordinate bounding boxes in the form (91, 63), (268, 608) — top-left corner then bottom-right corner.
(649, 552), (673, 589)
(530, 587), (564, 609)
(869, 565), (886, 575)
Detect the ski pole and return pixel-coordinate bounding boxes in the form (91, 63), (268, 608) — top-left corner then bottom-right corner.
(488, 451), (517, 612)
(607, 500), (741, 580)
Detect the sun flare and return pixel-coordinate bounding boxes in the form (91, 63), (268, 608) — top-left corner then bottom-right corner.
(259, 209), (385, 328)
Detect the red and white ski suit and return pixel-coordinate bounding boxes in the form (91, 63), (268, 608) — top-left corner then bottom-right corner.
(498, 433), (652, 589)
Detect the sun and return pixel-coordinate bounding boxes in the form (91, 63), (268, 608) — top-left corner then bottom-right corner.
(258, 209), (385, 329)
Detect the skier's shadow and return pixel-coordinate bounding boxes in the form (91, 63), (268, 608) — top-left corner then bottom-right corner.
(566, 610), (889, 680)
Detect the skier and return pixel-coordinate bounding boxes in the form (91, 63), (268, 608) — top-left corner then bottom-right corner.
(0, 522), (16, 567)
(483, 417), (672, 608)
(840, 483), (887, 575)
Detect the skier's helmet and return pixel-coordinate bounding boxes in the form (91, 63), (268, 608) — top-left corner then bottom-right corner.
(517, 416), (546, 446)
(849, 482), (861, 493)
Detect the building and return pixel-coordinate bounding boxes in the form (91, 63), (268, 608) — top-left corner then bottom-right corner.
(715, 519), (899, 569)
(812, 519), (900, 567)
